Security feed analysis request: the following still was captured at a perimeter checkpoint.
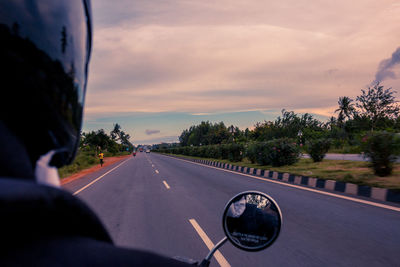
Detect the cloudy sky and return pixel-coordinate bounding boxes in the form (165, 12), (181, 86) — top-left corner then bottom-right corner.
(82, 0), (400, 144)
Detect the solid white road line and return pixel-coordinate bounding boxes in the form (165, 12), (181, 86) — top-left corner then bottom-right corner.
(166, 156), (400, 212)
(155, 170), (159, 174)
(163, 180), (170, 189)
(73, 158), (131, 195)
(189, 219), (230, 267)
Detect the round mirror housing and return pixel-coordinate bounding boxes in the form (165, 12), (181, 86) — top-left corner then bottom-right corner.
(222, 191), (282, 251)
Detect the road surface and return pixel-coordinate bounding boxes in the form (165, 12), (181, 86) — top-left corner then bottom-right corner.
(63, 152), (400, 267)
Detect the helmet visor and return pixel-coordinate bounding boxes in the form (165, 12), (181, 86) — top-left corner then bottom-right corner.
(0, 0), (92, 165)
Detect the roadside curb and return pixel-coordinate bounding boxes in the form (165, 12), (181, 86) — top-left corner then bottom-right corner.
(60, 155), (131, 185)
(165, 155), (400, 204)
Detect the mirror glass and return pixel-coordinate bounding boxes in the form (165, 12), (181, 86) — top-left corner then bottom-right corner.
(223, 191), (282, 251)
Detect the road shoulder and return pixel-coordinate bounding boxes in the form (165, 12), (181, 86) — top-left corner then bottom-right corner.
(61, 155), (131, 185)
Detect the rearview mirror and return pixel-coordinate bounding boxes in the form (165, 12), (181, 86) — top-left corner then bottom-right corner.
(222, 191), (282, 251)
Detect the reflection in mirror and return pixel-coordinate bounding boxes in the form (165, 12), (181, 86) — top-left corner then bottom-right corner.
(223, 191), (282, 251)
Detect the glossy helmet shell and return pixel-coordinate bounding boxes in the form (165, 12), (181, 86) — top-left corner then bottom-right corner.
(0, 0), (92, 167)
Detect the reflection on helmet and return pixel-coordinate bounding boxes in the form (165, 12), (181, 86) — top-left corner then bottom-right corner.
(0, 0), (92, 166)
(227, 196), (246, 218)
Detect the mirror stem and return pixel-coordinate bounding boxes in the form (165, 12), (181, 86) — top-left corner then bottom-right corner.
(199, 237), (228, 267)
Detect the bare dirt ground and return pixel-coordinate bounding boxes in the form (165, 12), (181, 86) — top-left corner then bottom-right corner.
(60, 155), (131, 185)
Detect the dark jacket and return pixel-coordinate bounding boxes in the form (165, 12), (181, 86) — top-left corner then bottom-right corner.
(0, 124), (190, 266)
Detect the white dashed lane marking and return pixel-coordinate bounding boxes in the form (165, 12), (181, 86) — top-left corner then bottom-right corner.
(73, 158), (131, 195)
(163, 180), (170, 189)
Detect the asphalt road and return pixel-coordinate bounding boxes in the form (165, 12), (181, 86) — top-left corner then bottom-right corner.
(63, 152), (400, 267)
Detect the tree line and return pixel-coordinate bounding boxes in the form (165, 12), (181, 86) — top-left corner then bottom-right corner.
(157, 83), (400, 176)
(178, 82), (400, 149)
(80, 123), (134, 154)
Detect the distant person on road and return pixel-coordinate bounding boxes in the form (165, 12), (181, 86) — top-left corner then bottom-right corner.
(0, 1), (190, 266)
(98, 152), (104, 166)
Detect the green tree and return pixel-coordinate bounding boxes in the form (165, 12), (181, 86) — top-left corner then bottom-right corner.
(361, 131), (400, 176)
(251, 110), (326, 142)
(109, 123), (133, 152)
(82, 129), (113, 151)
(356, 83), (400, 131)
(335, 96), (355, 124)
(179, 129), (190, 146)
(179, 121), (231, 146)
(110, 123), (121, 141)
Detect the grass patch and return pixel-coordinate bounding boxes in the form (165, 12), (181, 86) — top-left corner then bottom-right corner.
(58, 150), (130, 178)
(159, 153), (400, 190)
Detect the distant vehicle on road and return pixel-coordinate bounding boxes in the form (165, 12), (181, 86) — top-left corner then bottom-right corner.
(139, 148), (143, 152)
(145, 149), (150, 153)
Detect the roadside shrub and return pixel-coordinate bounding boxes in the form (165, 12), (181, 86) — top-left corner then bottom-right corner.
(245, 139), (300, 166)
(342, 173), (355, 183)
(206, 145), (221, 159)
(251, 142), (271, 165)
(220, 144), (230, 159)
(189, 146), (199, 156)
(175, 144), (244, 161)
(245, 142), (258, 163)
(264, 138), (300, 167)
(227, 143), (244, 162)
(87, 157), (96, 165)
(302, 128), (328, 141)
(107, 143), (119, 155)
(197, 146), (207, 157)
(182, 146), (190, 155)
(80, 145), (92, 152)
(331, 138), (346, 149)
(361, 131), (400, 176)
(306, 138), (331, 162)
(176, 147), (184, 154)
(58, 151), (100, 178)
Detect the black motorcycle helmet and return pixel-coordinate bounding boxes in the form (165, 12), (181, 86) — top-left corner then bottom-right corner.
(0, 0), (92, 167)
